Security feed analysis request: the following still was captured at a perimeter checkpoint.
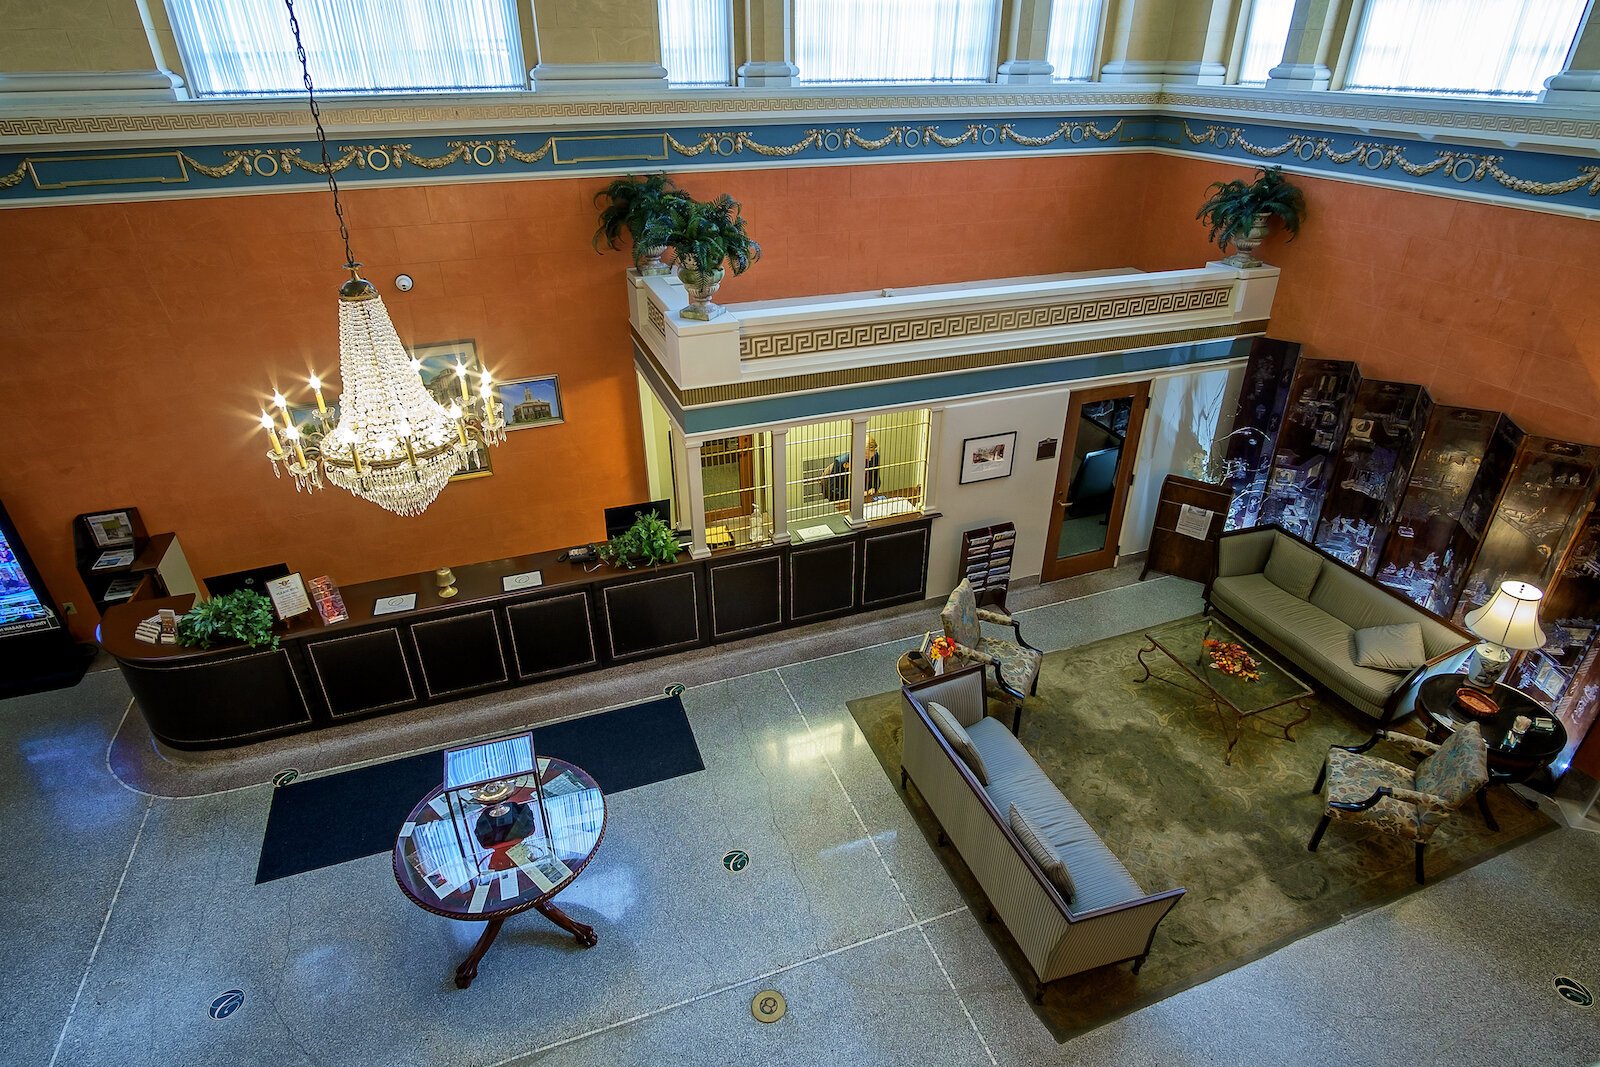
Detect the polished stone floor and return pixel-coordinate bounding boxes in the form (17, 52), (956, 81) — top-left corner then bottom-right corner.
(5, 568), (1598, 1066)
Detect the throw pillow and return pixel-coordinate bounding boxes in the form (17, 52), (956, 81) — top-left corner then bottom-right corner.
(1352, 622), (1427, 672)
(926, 700), (988, 785)
(1009, 805), (1075, 903)
(1263, 536), (1322, 600)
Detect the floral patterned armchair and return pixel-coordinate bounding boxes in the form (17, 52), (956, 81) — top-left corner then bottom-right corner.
(939, 579), (1042, 734)
(1306, 723), (1488, 884)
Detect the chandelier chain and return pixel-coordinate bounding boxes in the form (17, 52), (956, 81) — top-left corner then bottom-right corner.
(285, 0), (357, 269)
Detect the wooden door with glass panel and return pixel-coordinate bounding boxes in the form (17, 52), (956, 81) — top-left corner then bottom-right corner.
(1042, 381), (1149, 582)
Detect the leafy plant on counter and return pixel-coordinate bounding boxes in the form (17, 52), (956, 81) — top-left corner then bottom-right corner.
(177, 589), (280, 650)
(598, 511), (682, 569)
(1196, 165), (1306, 250)
(592, 173), (685, 255)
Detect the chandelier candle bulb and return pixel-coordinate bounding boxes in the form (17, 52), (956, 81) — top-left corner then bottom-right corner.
(260, 414), (284, 457)
(309, 374), (327, 415)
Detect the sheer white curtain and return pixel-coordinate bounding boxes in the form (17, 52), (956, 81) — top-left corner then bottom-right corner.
(1046, 0), (1106, 81)
(1235, 0), (1294, 85)
(795, 0), (1001, 83)
(166, 0), (525, 97)
(1345, 0), (1588, 97)
(660, 0), (734, 86)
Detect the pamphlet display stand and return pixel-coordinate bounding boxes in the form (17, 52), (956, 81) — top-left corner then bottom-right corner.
(1141, 476), (1232, 586)
(958, 522), (1015, 610)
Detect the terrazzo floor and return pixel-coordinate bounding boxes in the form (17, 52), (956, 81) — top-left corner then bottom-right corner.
(5, 564), (1598, 1066)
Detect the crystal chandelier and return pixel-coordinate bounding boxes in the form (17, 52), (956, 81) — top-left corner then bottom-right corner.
(255, 0), (504, 517)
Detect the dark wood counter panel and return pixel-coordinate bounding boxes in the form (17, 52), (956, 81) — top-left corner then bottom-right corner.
(101, 514), (934, 749)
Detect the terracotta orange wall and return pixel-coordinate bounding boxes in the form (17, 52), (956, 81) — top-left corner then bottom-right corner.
(1136, 153), (1600, 442)
(0, 154), (1151, 640)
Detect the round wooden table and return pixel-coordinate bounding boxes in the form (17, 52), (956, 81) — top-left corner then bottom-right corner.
(1414, 673), (1566, 830)
(392, 756), (607, 988)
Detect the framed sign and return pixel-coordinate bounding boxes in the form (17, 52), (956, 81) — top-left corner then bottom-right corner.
(493, 376), (564, 431)
(959, 432), (1017, 484)
(265, 572), (312, 621)
(409, 339), (494, 481)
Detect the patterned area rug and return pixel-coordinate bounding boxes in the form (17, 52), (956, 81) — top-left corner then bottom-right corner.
(848, 621), (1555, 1040)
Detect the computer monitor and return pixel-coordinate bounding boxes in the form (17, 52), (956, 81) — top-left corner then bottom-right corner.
(204, 563), (290, 599)
(604, 499), (671, 540)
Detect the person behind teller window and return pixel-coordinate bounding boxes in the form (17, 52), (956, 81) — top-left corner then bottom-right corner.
(822, 435), (880, 502)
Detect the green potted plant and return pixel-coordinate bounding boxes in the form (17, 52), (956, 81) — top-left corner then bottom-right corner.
(660, 193), (761, 321)
(597, 511), (682, 569)
(176, 589), (280, 650)
(1196, 165), (1306, 268)
(593, 173), (684, 275)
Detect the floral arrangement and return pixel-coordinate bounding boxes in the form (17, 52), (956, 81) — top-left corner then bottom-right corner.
(1203, 638), (1260, 682)
(928, 636), (958, 662)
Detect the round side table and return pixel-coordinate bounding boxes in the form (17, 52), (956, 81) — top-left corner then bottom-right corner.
(392, 756), (606, 988)
(1414, 673), (1566, 831)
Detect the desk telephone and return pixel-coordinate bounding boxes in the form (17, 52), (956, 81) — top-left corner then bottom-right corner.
(561, 544), (599, 563)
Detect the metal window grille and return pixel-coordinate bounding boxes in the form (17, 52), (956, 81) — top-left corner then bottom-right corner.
(866, 409), (931, 510)
(701, 433), (773, 549)
(784, 419), (855, 527)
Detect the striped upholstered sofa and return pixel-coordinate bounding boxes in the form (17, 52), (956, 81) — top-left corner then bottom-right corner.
(900, 665), (1185, 1001)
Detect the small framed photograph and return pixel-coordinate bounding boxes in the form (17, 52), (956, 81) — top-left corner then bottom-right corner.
(494, 376), (564, 431)
(84, 511), (135, 548)
(266, 572), (312, 621)
(959, 432), (1017, 484)
(408, 339), (494, 482)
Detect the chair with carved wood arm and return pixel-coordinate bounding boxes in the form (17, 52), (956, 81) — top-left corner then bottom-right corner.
(1306, 723), (1488, 884)
(939, 578), (1041, 734)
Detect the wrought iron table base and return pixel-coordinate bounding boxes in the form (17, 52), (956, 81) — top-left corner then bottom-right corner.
(1135, 640), (1313, 766)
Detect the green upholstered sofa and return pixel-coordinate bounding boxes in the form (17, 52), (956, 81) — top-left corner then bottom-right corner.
(1206, 527), (1473, 723)
(900, 666), (1184, 1001)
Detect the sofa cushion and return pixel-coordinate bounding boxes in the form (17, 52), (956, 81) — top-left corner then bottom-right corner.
(1352, 623), (1427, 672)
(1009, 804), (1075, 902)
(1263, 535), (1322, 600)
(968, 719), (1144, 913)
(926, 700), (988, 785)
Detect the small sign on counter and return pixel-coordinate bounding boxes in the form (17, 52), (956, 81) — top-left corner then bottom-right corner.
(266, 572), (312, 620)
(502, 570), (543, 592)
(373, 593), (417, 616)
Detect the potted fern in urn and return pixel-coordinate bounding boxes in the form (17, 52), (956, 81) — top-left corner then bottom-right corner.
(593, 173), (684, 275)
(659, 193), (762, 321)
(1196, 165), (1306, 268)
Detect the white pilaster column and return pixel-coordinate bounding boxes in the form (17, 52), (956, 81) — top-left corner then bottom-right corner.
(528, 0), (669, 91)
(923, 408), (946, 513)
(847, 417), (869, 528)
(770, 428), (791, 544)
(684, 440), (711, 559)
(737, 0), (800, 86)
(996, 0), (1056, 83)
(1265, 0), (1348, 90)
(1543, 3), (1600, 104)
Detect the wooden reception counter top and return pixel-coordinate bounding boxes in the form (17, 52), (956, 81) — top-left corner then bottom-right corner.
(101, 513), (934, 749)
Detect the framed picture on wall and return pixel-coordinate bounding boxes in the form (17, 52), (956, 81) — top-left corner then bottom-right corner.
(493, 376), (565, 432)
(407, 339), (494, 481)
(959, 432), (1017, 484)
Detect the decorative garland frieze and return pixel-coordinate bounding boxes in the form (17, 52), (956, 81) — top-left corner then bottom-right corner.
(1, 115), (1594, 213)
(1182, 122), (1600, 197)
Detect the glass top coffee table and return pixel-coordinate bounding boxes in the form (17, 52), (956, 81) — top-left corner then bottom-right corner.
(1135, 616), (1314, 765)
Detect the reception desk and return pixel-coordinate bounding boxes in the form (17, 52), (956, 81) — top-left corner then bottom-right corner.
(100, 513), (933, 749)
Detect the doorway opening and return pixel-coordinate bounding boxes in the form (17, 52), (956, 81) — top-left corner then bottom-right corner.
(1042, 381), (1149, 582)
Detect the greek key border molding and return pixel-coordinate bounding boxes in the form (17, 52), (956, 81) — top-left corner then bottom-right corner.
(637, 318), (1269, 408)
(739, 285), (1233, 360)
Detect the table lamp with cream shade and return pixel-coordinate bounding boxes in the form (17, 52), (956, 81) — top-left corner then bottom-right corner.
(1462, 580), (1546, 690)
